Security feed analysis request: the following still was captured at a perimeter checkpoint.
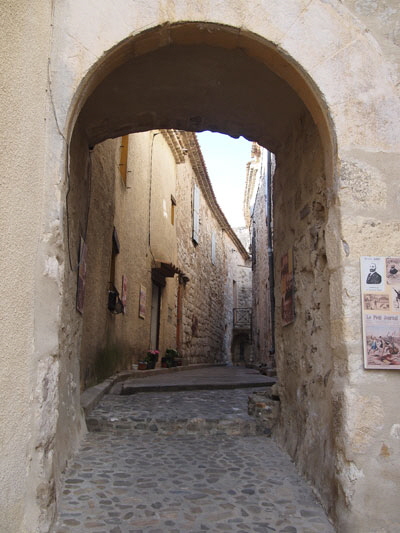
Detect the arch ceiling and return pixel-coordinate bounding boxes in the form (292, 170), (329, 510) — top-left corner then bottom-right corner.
(74, 23), (334, 155)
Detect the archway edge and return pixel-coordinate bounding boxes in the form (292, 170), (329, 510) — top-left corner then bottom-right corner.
(68, 21), (337, 163)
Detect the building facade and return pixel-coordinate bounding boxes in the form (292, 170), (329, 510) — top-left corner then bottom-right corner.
(78, 130), (249, 389)
(2, 2), (400, 532)
(248, 147), (276, 370)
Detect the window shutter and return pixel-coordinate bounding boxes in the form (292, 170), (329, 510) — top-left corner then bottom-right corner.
(119, 135), (129, 185)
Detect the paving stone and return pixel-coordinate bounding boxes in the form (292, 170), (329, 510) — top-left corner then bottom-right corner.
(53, 370), (334, 533)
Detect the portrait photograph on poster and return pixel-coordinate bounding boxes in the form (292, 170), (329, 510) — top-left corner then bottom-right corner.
(361, 256), (400, 369)
(386, 257), (400, 285)
(361, 256), (384, 292)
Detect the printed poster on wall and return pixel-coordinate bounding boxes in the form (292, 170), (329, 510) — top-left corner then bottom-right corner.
(361, 256), (400, 369)
(281, 248), (295, 326)
(121, 275), (127, 314)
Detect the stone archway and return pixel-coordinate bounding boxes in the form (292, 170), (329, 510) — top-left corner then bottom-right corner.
(65, 24), (338, 520)
(21, 4), (400, 533)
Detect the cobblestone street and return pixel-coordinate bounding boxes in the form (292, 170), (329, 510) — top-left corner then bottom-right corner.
(53, 368), (334, 533)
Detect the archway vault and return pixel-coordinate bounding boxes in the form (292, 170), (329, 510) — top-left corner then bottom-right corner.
(70, 22), (336, 169)
(53, 13), (400, 533)
(64, 18), (338, 524)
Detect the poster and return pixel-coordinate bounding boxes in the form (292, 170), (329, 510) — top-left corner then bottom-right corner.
(281, 248), (295, 326)
(76, 237), (87, 314)
(121, 275), (127, 314)
(139, 284), (146, 319)
(361, 256), (400, 369)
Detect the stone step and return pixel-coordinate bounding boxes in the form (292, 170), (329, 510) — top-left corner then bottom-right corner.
(116, 380), (271, 395)
(85, 384), (274, 438)
(86, 414), (270, 436)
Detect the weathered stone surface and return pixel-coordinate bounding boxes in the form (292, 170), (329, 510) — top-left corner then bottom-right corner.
(250, 150), (275, 368)
(271, 111), (337, 518)
(248, 387), (280, 434)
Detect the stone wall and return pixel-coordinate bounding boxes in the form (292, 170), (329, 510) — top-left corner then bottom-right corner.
(251, 159), (275, 368)
(2, 2), (400, 531)
(78, 130), (249, 382)
(231, 262), (254, 366)
(272, 111), (336, 515)
(175, 180), (226, 363)
(175, 134), (250, 364)
(220, 225), (253, 365)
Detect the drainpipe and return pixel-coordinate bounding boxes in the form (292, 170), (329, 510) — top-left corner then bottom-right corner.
(266, 150), (275, 359)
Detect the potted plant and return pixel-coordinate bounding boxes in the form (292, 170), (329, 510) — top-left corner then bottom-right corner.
(165, 348), (179, 368)
(145, 349), (159, 369)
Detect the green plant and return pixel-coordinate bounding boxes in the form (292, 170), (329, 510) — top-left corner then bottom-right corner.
(145, 349), (159, 369)
(165, 348), (179, 368)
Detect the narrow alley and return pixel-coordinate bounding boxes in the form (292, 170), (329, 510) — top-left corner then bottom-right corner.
(53, 367), (334, 533)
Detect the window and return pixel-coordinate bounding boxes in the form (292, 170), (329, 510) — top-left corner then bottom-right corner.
(233, 280), (238, 308)
(108, 227), (123, 314)
(192, 184), (200, 244)
(110, 227), (120, 285)
(119, 135), (129, 185)
(171, 194), (176, 225)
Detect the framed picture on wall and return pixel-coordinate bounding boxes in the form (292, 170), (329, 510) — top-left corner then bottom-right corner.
(121, 274), (127, 314)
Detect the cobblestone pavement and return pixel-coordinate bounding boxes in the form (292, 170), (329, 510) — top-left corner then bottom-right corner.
(86, 389), (268, 435)
(54, 370), (335, 533)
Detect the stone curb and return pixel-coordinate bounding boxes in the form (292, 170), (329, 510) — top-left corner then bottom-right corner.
(80, 363), (226, 416)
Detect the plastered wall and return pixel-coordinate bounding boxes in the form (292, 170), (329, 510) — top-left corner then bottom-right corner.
(0, 2), (56, 531)
(79, 132), (179, 386)
(77, 130), (248, 385)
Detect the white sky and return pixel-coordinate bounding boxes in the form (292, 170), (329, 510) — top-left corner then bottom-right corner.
(197, 132), (252, 228)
